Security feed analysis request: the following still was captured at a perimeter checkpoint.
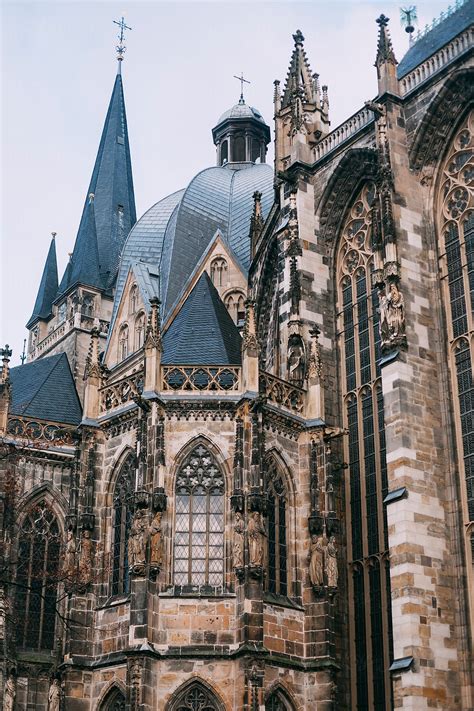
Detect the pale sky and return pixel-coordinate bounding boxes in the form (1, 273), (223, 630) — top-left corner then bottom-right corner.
(1, 0), (447, 365)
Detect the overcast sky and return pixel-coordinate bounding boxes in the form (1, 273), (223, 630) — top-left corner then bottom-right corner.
(1, 0), (447, 365)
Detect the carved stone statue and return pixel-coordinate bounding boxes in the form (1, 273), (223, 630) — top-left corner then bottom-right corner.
(233, 511), (245, 569)
(79, 529), (93, 588)
(308, 534), (325, 588)
(48, 678), (61, 711)
(287, 336), (305, 384)
(325, 535), (338, 588)
(4, 674), (16, 711)
(149, 511), (163, 570)
(128, 509), (148, 573)
(248, 511), (265, 568)
(386, 282), (405, 340)
(62, 529), (77, 581)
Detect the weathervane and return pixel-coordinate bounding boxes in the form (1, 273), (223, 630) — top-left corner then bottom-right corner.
(400, 6), (417, 45)
(114, 16), (132, 66)
(233, 72), (250, 103)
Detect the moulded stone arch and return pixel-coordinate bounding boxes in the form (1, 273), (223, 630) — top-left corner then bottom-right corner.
(409, 69), (474, 172)
(170, 435), (231, 494)
(17, 481), (67, 535)
(105, 446), (136, 500)
(264, 448), (297, 503)
(265, 682), (299, 710)
(318, 147), (378, 251)
(96, 680), (127, 710)
(165, 677), (227, 711)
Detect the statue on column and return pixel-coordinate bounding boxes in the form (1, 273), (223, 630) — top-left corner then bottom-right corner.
(233, 511), (245, 570)
(79, 529), (93, 589)
(149, 511), (163, 572)
(325, 535), (338, 588)
(48, 678), (61, 711)
(308, 534), (325, 588)
(287, 334), (305, 385)
(128, 508), (148, 574)
(379, 281), (406, 349)
(3, 673), (16, 711)
(248, 511), (265, 568)
(62, 529), (77, 584)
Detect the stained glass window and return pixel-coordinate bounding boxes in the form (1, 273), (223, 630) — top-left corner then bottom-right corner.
(266, 690), (295, 710)
(337, 182), (392, 709)
(101, 688), (126, 711)
(266, 459), (288, 596)
(16, 501), (60, 650)
(111, 456), (134, 596)
(173, 445), (225, 589)
(169, 682), (223, 711)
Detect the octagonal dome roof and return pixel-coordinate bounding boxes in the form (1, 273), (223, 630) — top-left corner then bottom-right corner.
(216, 100), (267, 127)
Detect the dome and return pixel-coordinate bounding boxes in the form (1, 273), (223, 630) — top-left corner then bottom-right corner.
(216, 100), (267, 127)
(111, 162), (273, 329)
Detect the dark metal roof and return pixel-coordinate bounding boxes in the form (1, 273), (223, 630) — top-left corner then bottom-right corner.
(26, 236), (58, 328)
(9, 353), (82, 425)
(216, 100), (267, 126)
(57, 72), (136, 295)
(397, 1), (474, 78)
(162, 272), (242, 365)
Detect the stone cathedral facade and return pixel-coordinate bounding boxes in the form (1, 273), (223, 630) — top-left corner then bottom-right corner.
(1, 4), (473, 710)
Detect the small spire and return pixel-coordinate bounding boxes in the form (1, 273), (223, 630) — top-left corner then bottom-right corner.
(0, 345), (12, 384)
(113, 16), (132, 73)
(375, 14), (397, 66)
(26, 234), (59, 329)
(145, 297), (162, 351)
(233, 72), (250, 104)
(250, 191), (264, 257)
(84, 328), (101, 380)
(293, 29), (305, 45)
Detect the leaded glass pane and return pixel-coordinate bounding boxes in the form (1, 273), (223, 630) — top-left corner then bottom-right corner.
(266, 460), (288, 595)
(170, 682), (222, 711)
(111, 455), (134, 596)
(173, 445), (225, 588)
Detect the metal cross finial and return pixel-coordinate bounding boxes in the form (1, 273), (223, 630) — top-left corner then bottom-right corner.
(376, 14), (390, 27)
(114, 16), (132, 64)
(233, 72), (250, 103)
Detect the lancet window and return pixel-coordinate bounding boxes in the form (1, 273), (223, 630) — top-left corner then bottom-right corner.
(135, 312), (145, 349)
(225, 290), (246, 325)
(437, 110), (474, 558)
(266, 458), (288, 596)
(119, 325), (129, 361)
(129, 284), (138, 315)
(111, 456), (134, 596)
(168, 681), (223, 711)
(336, 182), (391, 711)
(210, 257), (228, 287)
(16, 501), (61, 650)
(173, 444), (225, 589)
(100, 688), (126, 711)
(266, 690), (295, 711)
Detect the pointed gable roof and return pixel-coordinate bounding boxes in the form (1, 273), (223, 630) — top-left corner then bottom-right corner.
(162, 272), (242, 365)
(58, 71), (136, 296)
(9, 353), (82, 425)
(26, 236), (58, 328)
(282, 30), (317, 108)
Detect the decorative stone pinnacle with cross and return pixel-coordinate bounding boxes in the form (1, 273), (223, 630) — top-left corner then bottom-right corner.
(376, 14), (389, 27)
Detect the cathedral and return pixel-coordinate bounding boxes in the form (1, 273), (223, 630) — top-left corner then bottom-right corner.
(1, 2), (474, 709)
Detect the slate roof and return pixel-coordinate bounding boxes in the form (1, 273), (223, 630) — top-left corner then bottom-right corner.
(112, 163), (273, 334)
(9, 353), (82, 426)
(57, 71), (136, 296)
(162, 272), (242, 365)
(26, 236), (58, 328)
(397, 1), (474, 77)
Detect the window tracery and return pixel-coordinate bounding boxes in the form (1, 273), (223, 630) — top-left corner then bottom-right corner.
(16, 501), (61, 650)
(266, 690), (294, 711)
(111, 456), (134, 596)
(173, 444), (225, 589)
(100, 688), (126, 711)
(135, 312), (145, 350)
(337, 182), (391, 710)
(168, 681), (223, 711)
(224, 291), (246, 325)
(437, 110), (474, 556)
(265, 459), (288, 596)
(210, 257), (228, 287)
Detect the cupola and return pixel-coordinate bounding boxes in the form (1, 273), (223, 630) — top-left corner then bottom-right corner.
(212, 98), (271, 166)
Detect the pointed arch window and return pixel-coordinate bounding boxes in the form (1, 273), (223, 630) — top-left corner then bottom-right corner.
(336, 182), (392, 710)
(119, 324), (129, 361)
(266, 458), (288, 596)
(16, 501), (61, 651)
(100, 688), (126, 711)
(135, 312), (146, 350)
(129, 284), (138, 315)
(210, 257), (228, 287)
(167, 681), (224, 711)
(437, 110), (474, 558)
(111, 456), (134, 596)
(224, 290), (246, 325)
(266, 690), (295, 711)
(173, 444), (225, 589)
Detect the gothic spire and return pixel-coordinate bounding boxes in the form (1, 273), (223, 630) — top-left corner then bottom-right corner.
(281, 30), (317, 109)
(58, 69), (136, 295)
(26, 234), (58, 328)
(375, 15), (399, 95)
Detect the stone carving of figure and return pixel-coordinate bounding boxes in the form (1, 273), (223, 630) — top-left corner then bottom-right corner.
(48, 678), (61, 711)
(288, 338), (305, 384)
(378, 288), (390, 345)
(248, 511), (265, 568)
(149, 511), (163, 570)
(386, 282), (405, 341)
(325, 535), (338, 588)
(308, 534), (325, 588)
(62, 529), (77, 581)
(128, 509), (148, 572)
(4, 674), (16, 711)
(233, 511), (245, 569)
(79, 529), (93, 588)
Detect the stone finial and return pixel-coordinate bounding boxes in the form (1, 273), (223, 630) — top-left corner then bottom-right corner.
(250, 191), (264, 257)
(293, 29), (305, 45)
(242, 299), (258, 354)
(145, 297), (162, 351)
(273, 79), (281, 106)
(375, 14), (397, 66)
(84, 328), (101, 380)
(308, 327), (322, 380)
(0, 345), (12, 384)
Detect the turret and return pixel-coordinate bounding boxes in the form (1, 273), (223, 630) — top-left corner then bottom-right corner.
(212, 96), (270, 166)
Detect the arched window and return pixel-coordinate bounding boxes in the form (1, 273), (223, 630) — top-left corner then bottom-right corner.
(266, 458), (288, 596)
(135, 312), (146, 350)
(266, 689), (295, 710)
(111, 456), (134, 596)
(224, 291), (246, 325)
(336, 182), (391, 710)
(210, 257), (228, 287)
(100, 688), (126, 711)
(16, 501), (61, 650)
(167, 681), (224, 711)
(129, 284), (138, 315)
(119, 324), (129, 361)
(81, 293), (94, 318)
(174, 444), (225, 589)
(220, 140), (228, 165)
(233, 135), (246, 162)
(437, 110), (474, 560)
